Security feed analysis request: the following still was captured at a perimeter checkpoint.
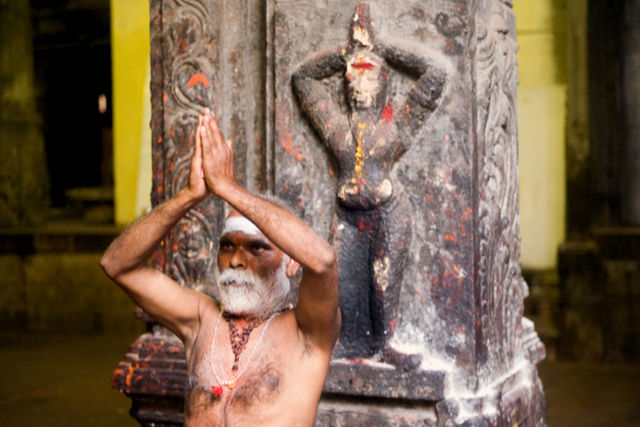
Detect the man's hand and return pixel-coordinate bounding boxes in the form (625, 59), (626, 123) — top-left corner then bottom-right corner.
(186, 114), (209, 203)
(198, 108), (236, 197)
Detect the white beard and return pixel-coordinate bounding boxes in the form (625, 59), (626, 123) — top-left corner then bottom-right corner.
(216, 257), (291, 318)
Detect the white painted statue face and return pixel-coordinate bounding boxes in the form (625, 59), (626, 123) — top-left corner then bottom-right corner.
(345, 52), (384, 110)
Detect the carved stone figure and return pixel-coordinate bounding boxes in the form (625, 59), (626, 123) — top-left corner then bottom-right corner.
(292, 3), (446, 369)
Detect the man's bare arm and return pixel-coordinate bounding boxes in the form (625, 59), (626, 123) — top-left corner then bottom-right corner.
(199, 110), (340, 351)
(100, 116), (212, 344)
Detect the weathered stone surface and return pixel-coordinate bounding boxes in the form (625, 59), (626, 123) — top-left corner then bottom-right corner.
(324, 360), (445, 401)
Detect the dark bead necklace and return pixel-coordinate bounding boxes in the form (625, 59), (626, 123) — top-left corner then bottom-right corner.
(224, 314), (263, 373)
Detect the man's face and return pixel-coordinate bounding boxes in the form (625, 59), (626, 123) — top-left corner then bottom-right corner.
(216, 213), (290, 317)
(345, 51), (384, 110)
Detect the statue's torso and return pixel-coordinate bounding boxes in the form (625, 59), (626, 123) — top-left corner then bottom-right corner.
(331, 111), (404, 210)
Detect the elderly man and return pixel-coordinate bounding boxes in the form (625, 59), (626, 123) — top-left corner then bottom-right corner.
(101, 108), (340, 426)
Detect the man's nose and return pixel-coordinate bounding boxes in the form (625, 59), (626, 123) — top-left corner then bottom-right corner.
(229, 248), (247, 269)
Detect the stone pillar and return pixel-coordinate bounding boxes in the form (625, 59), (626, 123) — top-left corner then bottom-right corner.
(622, 0), (640, 225)
(113, 1), (546, 425)
(274, 1), (545, 424)
(0, 0), (49, 226)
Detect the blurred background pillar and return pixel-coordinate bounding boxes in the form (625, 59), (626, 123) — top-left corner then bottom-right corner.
(622, 0), (640, 225)
(0, 0), (50, 226)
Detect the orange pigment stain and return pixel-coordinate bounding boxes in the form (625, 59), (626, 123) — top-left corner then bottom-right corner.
(405, 106), (411, 114)
(445, 234), (456, 242)
(163, 91), (168, 102)
(354, 122), (366, 178)
(125, 367), (134, 387)
(157, 136), (163, 143)
(188, 73), (210, 88)
(426, 194), (432, 201)
(280, 131), (303, 162)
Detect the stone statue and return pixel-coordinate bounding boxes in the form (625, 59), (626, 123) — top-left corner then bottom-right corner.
(292, 3), (446, 370)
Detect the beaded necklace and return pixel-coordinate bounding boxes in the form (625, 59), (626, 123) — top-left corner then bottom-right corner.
(210, 311), (278, 397)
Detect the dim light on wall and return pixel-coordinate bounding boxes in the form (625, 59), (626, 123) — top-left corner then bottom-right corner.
(98, 94), (107, 114)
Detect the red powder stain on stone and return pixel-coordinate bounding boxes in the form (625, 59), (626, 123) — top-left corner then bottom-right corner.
(188, 73), (210, 88)
(163, 91), (168, 102)
(390, 318), (397, 330)
(329, 168), (334, 175)
(426, 194), (432, 201)
(445, 234), (456, 242)
(405, 106), (411, 114)
(357, 216), (373, 231)
(381, 103), (393, 122)
(445, 210), (454, 218)
(352, 62), (373, 71)
(462, 209), (472, 218)
(157, 136), (163, 143)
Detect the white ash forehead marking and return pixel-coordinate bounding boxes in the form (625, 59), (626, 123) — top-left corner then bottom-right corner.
(222, 217), (261, 236)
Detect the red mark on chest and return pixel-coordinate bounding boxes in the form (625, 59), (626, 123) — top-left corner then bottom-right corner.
(381, 103), (393, 122)
(188, 73), (210, 88)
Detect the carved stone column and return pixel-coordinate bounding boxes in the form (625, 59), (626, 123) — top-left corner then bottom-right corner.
(113, 1), (546, 425)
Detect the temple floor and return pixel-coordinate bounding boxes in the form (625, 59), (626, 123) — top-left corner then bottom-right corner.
(0, 332), (639, 426)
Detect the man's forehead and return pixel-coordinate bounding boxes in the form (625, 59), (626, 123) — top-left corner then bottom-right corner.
(221, 213), (264, 238)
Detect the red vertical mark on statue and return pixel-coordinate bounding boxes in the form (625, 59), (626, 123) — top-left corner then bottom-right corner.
(188, 73), (210, 88)
(358, 3), (365, 25)
(381, 103), (393, 122)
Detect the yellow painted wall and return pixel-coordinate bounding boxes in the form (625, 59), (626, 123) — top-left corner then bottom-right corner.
(110, 1), (151, 225)
(515, 0), (567, 269)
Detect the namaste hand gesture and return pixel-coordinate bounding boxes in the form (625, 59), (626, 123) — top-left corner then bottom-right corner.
(188, 108), (236, 202)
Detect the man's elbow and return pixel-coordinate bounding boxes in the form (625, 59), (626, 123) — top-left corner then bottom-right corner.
(315, 247), (337, 276)
(100, 252), (121, 281)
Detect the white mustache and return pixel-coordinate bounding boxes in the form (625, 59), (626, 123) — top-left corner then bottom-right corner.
(218, 269), (260, 288)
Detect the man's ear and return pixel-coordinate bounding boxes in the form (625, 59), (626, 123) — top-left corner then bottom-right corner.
(286, 257), (300, 278)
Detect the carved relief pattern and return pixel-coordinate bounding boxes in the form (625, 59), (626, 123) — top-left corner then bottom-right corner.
(151, 0), (224, 298)
(475, 0), (527, 383)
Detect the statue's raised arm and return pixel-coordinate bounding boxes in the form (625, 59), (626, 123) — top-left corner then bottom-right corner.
(374, 40), (447, 143)
(291, 51), (346, 152)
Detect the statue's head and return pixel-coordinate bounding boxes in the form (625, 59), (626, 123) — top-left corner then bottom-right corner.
(215, 211), (299, 318)
(344, 3), (388, 111)
(345, 50), (388, 111)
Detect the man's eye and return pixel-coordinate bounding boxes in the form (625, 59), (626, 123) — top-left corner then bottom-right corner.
(250, 243), (269, 253)
(220, 241), (233, 250)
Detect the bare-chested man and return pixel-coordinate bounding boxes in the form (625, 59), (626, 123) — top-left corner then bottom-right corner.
(101, 108), (340, 426)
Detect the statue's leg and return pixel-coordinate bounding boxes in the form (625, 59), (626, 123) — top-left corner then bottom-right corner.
(331, 208), (376, 359)
(370, 196), (418, 370)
